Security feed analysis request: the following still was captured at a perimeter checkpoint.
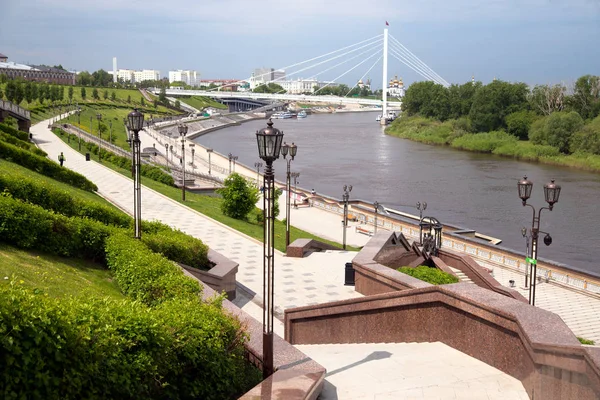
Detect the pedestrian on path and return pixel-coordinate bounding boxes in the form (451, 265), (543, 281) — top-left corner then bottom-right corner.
(58, 152), (66, 167)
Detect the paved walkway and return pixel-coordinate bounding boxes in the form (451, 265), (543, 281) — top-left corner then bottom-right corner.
(30, 115), (596, 399)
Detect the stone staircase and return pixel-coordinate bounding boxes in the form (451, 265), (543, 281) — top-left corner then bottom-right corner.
(449, 267), (474, 284)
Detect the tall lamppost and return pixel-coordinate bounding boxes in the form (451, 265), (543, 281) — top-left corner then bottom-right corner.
(232, 155), (238, 172)
(126, 108), (145, 239)
(179, 124), (188, 201)
(374, 201), (379, 234)
(96, 113), (102, 162)
(170, 145), (174, 164)
(206, 148), (213, 174)
(291, 172), (300, 208)
(417, 201), (427, 244)
(342, 184), (353, 250)
(281, 142), (297, 247)
(521, 227), (531, 288)
(89, 116), (93, 138)
(228, 153), (233, 174)
(255, 119), (284, 379)
(109, 120), (113, 144)
(517, 176), (561, 306)
(189, 143), (195, 168)
(76, 108), (82, 151)
(254, 162), (263, 188)
(165, 143), (169, 165)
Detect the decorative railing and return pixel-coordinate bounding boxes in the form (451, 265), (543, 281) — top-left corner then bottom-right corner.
(309, 199), (600, 297)
(0, 99), (30, 120)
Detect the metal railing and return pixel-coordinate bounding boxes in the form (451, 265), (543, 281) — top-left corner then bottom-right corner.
(0, 99), (31, 120)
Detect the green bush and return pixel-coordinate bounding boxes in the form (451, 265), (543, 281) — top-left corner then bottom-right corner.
(569, 115), (600, 155)
(217, 173), (260, 220)
(492, 141), (560, 160)
(0, 283), (260, 400)
(577, 336), (595, 345)
(529, 111), (584, 153)
(0, 122), (29, 141)
(0, 140), (97, 192)
(505, 110), (539, 140)
(142, 228), (210, 270)
(105, 233), (201, 306)
(387, 116), (455, 145)
(0, 170), (131, 227)
(450, 130), (517, 153)
(397, 265), (459, 285)
(0, 130), (47, 156)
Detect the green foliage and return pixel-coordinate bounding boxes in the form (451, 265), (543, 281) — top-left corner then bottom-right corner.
(68, 86), (74, 101)
(80, 86), (86, 99)
(569, 115), (600, 155)
(469, 80), (529, 132)
(158, 86), (167, 104)
(0, 139), (97, 191)
(253, 82), (286, 94)
(387, 116), (456, 145)
(402, 81), (451, 121)
(528, 84), (567, 116)
(92, 87), (100, 100)
(451, 131), (518, 153)
(529, 111), (584, 153)
(273, 187), (283, 218)
(0, 283), (259, 399)
(103, 89), (108, 100)
(142, 228), (210, 270)
(505, 110), (540, 140)
(570, 75), (600, 120)
(577, 337), (595, 345)
(110, 91), (116, 101)
(174, 99), (181, 109)
(492, 141), (560, 160)
(397, 265), (459, 285)
(217, 173), (260, 220)
(141, 96), (145, 106)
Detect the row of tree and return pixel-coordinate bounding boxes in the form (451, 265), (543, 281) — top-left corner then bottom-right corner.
(2, 80), (69, 105)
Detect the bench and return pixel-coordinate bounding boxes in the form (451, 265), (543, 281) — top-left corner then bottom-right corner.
(355, 226), (373, 236)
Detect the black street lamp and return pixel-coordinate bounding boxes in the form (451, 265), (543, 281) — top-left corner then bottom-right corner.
(521, 227), (531, 288)
(228, 153), (233, 174)
(255, 119), (284, 379)
(374, 201), (379, 234)
(96, 113), (102, 162)
(281, 142), (298, 248)
(206, 148), (213, 174)
(179, 124), (188, 201)
(291, 172), (300, 209)
(170, 145), (174, 164)
(76, 108), (82, 151)
(189, 143), (195, 168)
(417, 201), (428, 244)
(342, 184), (353, 250)
(126, 108), (145, 239)
(232, 155), (238, 172)
(165, 143), (169, 164)
(89, 116), (93, 139)
(109, 120), (113, 144)
(254, 162), (263, 188)
(517, 176), (561, 306)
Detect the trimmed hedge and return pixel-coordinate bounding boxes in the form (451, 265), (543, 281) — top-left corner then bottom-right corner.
(0, 127), (47, 157)
(142, 228), (210, 270)
(398, 265), (459, 285)
(104, 233), (201, 306)
(0, 122), (29, 141)
(0, 196), (113, 261)
(0, 140), (97, 192)
(0, 170), (131, 228)
(0, 284), (260, 400)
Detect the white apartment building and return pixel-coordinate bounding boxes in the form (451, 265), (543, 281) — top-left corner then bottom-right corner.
(115, 69), (160, 83)
(277, 79), (338, 94)
(168, 70), (200, 87)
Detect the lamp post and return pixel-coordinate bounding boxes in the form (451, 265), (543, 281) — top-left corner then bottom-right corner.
(254, 162), (263, 188)
(165, 143), (169, 164)
(178, 124), (188, 201)
(255, 119), (284, 379)
(232, 155), (239, 172)
(109, 120), (113, 144)
(126, 108), (145, 239)
(206, 148), (213, 174)
(96, 113), (102, 162)
(228, 153), (233, 174)
(170, 145), (174, 164)
(291, 172), (300, 209)
(517, 176), (561, 306)
(374, 201), (379, 234)
(417, 201), (427, 244)
(76, 108), (81, 151)
(189, 143), (195, 168)
(522, 227), (531, 288)
(90, 116), (93, 138)
(281, 142), (297, 247)
(342, 184), (353, 250)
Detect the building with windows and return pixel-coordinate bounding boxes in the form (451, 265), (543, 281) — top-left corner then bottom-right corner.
(114, 68), (160, 83)
(197, 79), (246, 92)
(0, 54), (75, 85)
(168, 70), (200, 87)
(387, 75), (405, 98)
(277, 78), (338, 95)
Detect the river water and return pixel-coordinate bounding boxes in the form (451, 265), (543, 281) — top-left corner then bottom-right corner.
(194, 112), (600, 277)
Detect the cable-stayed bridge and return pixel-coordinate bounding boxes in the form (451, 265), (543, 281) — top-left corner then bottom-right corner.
(153, 27), (446, 120)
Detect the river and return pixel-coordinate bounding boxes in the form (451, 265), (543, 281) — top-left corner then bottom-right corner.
(194, 112), (600, 277)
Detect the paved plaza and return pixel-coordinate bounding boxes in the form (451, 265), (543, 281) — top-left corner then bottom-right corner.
(30, 115), (600, 398)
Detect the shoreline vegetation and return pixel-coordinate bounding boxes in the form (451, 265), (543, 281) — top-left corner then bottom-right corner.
(388, 76), (600, 173)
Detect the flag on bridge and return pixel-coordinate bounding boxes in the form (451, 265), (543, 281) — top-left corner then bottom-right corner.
(386, 21), (389, 26)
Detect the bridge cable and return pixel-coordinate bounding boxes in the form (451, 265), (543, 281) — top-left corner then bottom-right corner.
(206, 34), (383, 92)
(251, 38), (383, 92)
(389, 34), (449, 86)
(388, 46), (444, 85)
(313, 48), (382, 95)
(344, 55), (382, 97)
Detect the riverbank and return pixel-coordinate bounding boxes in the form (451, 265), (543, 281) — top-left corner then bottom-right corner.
(385, 116), (600, 173)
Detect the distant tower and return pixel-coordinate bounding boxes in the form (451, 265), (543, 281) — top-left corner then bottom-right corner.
(472, 75), (475, 84)
(113, 57), (117, 83)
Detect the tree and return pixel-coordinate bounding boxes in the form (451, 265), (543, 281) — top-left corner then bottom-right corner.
(253, 83), (286, 94)
(570, 75), (600, 120)
(5, 81), (17, 103)
(273, 188), (283, 218)
(103, 90), (108, 100)
(81, 87), (87, 99)
(60, 86), (65, 101)
(127, 95), (131, 103)
(401, 81), (451, 121)
(92, 88), (99, 100)
(153, 99), (158, 109)
(68, 86), (74, 101)
(24, 82), (35, 104)
(469, 80), (529, 132)
(0, 87), (3, 100)
(159, 86), (167, 104)
(111, 91), (116, 101)
(529, 111), (584, 153)
(141, 97), (145, 107)
(38, 84), (48, 104)
(14, 83), (24, 105)
(77, 71), (92, 86)
(570, 115), (600, 154)
(505, 110), (539, 140)
(528, 84), (567, 116)
(216, 173), (260, 220)
(175, 100), (181, 109)
(92, 69), (113, 87)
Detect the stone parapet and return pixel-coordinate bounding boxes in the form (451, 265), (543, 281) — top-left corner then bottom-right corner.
(180, 248), (238, 300)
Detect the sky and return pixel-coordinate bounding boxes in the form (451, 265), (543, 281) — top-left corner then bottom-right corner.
(0, 0), (599, 88)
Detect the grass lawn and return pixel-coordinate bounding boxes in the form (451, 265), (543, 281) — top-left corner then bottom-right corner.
(0, 243), (123, 300)
(55, 132), (359, 252)
(176, 96), (227, 111)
